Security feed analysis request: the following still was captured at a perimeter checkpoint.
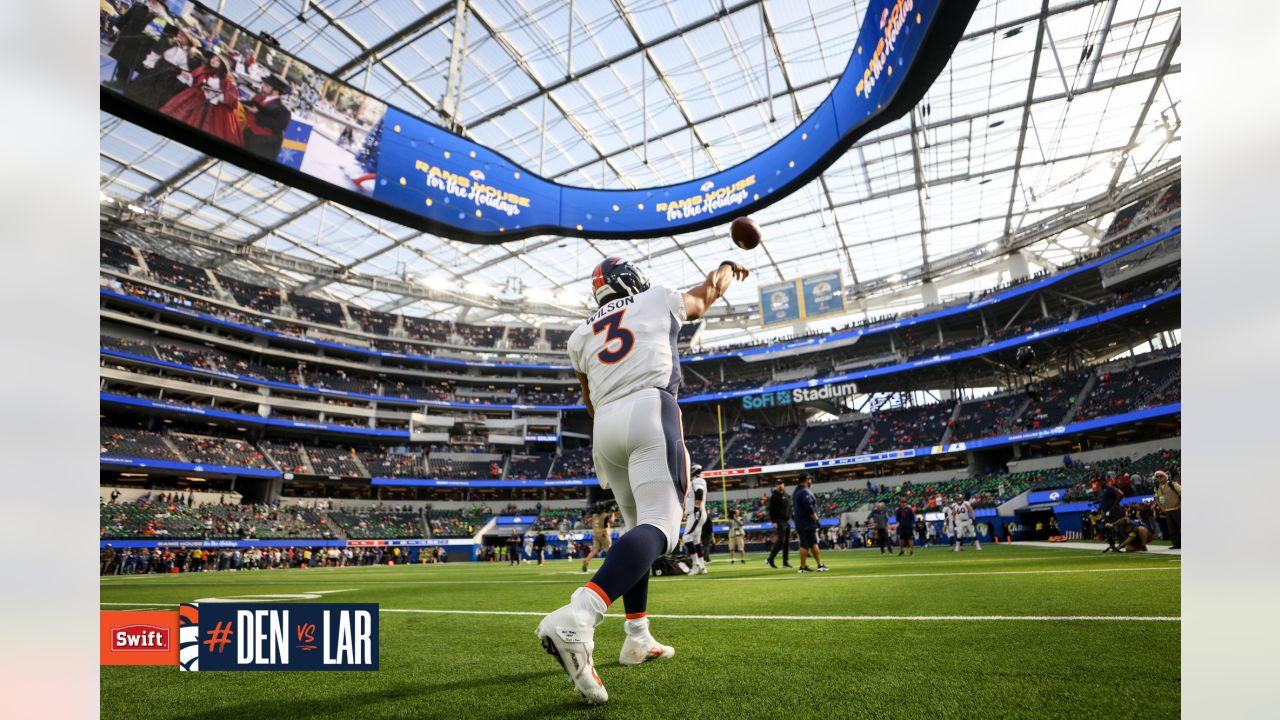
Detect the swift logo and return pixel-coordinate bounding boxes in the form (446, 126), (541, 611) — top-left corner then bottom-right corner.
(101, 610), (180, 666)
(111, 624), (170, 652)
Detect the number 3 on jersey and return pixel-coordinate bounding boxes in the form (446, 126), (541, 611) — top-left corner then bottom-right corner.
(592, 311), (635, 364)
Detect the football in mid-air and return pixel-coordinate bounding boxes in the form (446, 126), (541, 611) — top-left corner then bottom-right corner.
(730, 217), (761, 250)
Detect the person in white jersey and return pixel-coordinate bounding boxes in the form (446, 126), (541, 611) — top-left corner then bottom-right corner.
(951, 492), (981, 552)
(682, 463), (710, 574)
(535, 256), (750, 704)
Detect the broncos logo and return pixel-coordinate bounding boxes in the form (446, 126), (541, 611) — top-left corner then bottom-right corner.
(178, 603), (200, 672)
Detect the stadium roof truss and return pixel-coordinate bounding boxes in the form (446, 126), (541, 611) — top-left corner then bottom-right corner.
(99, 0), (1181, 340)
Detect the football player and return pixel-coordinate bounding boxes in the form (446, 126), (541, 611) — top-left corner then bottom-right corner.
(683, 463), (709, 574)
(952, 493), (981, 552)
(535, 257), (749, 704)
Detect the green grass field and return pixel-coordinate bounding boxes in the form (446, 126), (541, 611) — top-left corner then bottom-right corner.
(101, 544), (1180, 720)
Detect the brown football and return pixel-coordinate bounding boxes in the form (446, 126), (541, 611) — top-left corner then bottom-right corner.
(730, 217), (761, 250)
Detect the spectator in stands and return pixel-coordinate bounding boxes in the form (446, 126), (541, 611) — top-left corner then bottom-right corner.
(1154, 471), (1181, 549)
(766, 480), (792, 569)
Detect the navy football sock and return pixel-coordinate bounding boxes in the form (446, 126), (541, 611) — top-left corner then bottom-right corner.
(622, 572), (649, 617)
(587, 523), (667, 605)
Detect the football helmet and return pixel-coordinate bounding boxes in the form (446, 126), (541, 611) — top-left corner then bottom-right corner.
(591, 257), (650, 306)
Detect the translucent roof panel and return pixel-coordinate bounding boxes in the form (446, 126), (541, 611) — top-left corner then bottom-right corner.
(100, 0), (1181, 334)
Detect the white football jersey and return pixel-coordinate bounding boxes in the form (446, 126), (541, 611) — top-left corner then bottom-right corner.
(687, 473), (708, 511)
(954, 500), (973, 522)
(567, 286), (687, 409)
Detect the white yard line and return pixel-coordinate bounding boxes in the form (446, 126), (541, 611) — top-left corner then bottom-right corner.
(1016, 541), (1182, 554)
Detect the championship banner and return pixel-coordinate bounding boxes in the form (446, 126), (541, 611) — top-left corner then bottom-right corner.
(801, 272), (846, 318)
(760, 280), (802, 326)
(102, 604), (379, 671)
(100, 0), (978, 243)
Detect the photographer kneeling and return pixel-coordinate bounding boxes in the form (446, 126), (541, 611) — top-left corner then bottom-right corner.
(1114, 516), (1154, 553)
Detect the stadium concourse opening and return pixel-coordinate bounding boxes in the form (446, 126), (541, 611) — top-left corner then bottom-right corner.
(99, 0), (1182, 716)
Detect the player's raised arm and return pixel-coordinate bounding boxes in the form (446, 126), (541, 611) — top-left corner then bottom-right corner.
(683, 261), (750, 320)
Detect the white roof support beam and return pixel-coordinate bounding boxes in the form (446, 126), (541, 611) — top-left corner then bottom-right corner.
(1107, 15), (1181, 196)
(908, 107), (932, 277)
(1001, 0), (1051, 246)
(438, 0), (470, 131)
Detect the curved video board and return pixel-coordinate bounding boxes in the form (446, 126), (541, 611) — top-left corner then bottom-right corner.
(100, 0), (977, 243)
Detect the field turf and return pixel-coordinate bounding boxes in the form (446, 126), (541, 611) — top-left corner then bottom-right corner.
(100, 544), (1180, 720)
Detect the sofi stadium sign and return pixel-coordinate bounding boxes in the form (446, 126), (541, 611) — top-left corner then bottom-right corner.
(742, 382), (858, 410)
(99, 0), (977, 243)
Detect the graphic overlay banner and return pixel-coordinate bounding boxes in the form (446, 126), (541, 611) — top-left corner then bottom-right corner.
(100, 604), (378, 671)
(181, 603), (378, 672)
(100, 0), (978, 242)
(760, 281), (802, 326)
(801, 272), (846, 318)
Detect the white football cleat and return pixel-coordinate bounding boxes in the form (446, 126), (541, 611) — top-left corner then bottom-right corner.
(535, 603), (608, 704)
(619, 618), (675, 666)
